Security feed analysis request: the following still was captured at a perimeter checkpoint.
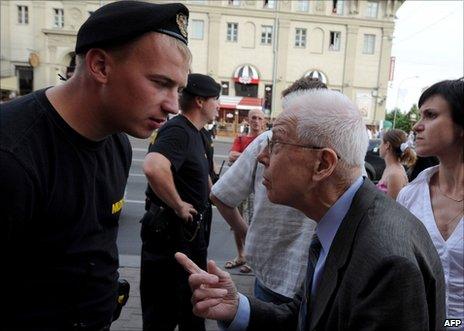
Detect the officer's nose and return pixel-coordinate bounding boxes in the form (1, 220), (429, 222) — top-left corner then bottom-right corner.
(163, 90), (180, 115)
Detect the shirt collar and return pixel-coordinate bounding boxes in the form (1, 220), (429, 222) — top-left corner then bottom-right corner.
(316, 176), (364, 253)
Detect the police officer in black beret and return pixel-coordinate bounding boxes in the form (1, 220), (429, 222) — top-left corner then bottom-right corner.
(141, 73), (221, 331)
(1, 1), (190, 330)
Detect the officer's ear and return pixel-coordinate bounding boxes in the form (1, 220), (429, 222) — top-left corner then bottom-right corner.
(195, 96), (205, 109)
(84, 48), (113, 84)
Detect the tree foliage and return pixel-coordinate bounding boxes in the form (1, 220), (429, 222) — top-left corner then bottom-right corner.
(385, 104), (419, 133)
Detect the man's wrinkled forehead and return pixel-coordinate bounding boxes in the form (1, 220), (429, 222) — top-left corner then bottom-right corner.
(272, 115), (295, 140)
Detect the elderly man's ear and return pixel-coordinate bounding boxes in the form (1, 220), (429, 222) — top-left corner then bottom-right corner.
(312, 149), (338, 181)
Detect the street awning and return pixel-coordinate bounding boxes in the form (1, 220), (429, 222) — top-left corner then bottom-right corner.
(237, 97), (263, 110)
(233, 64), (260, 84)
(219, 96), (241, 109)
(0, 76), (18, 91)
(219, 96), (263, 111)
(304, 70), (328, 84)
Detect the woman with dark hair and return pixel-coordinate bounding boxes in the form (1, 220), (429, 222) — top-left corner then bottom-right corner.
(376, 129), (416, 199)
(397, 78), (463, 325)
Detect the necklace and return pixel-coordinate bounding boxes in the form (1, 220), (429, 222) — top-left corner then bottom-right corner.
(443, 210), (463, 226)
(437, 185), (464, 202)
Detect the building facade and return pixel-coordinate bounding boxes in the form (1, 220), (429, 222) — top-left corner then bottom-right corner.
(1, 0), (403, 125)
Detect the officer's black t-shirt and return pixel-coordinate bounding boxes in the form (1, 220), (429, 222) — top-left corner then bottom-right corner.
(0, 89), (132, 328)
(146, 115), (209, 211)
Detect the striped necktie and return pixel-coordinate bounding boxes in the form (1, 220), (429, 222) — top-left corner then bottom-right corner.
(297, 234), (322, 331)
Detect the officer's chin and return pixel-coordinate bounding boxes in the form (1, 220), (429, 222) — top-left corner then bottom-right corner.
(126, 127), (152, 139)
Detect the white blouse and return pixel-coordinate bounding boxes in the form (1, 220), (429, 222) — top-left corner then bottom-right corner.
(397, 166), (463, 323)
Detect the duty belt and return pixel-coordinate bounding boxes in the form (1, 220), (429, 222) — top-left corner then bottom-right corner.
(147, 201), (209, 242)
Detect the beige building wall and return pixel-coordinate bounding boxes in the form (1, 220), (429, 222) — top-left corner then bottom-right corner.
(1, 0), (403, 125)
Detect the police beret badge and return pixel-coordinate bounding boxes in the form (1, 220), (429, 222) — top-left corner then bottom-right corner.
(176, 13), (188, 38)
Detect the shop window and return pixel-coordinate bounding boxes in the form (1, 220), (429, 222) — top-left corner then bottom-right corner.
(15, 65), (33, 96)
(221, 81), (229, 95)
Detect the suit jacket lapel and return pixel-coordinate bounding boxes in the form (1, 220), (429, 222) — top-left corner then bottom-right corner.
(309, 179), (379, 330)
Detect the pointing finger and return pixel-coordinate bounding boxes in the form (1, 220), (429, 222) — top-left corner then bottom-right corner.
(175, 252), (205, 274)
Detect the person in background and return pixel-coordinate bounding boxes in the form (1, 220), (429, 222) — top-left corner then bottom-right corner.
(376, 128), (417, 199)
(408, 156), (439, 182)
(397, 78), (463, 329)
(0, 1), (190, 329)
(224, 108), (266, 272)
(140, 73), (220, 331)
(229, 109), (265, 164)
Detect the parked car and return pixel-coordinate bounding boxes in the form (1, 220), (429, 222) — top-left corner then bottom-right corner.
(364, 139), (385, 183)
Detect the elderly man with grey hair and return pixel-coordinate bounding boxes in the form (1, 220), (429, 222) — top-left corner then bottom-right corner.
(176, 88), (446, 331)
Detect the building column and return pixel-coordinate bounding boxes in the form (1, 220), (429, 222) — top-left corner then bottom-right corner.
(342, 25), (359, 101)
(272, 18), (290, 117)
(206, 12), (221, 80)
(32, 1), (48, 90)
(373, 27), (394, 123)
(0, 1), (11, 76)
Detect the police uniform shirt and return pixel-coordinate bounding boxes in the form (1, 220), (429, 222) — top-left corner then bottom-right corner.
(146, 115), (209, 212)
(0, 89), (132, 328)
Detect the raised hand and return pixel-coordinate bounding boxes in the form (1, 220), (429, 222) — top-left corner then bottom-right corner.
(175, 252), (239, 322)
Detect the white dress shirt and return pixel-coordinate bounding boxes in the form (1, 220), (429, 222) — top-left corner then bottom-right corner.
(397, 166), (463, 324)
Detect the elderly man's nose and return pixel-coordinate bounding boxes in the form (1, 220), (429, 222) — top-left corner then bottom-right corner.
(257, 148), (269, 166)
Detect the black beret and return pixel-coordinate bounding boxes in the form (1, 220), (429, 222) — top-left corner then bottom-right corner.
(184, 74), (221, 98)
(75, 1), (189, 54)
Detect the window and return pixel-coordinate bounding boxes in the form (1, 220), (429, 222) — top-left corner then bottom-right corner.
(264, 84), (273, 111)
(365, 1), (379, 18)
(295, 28), (307, 47)
(17, 5), (28, 24)
(15, 65), (33, 96)
(333, 0), (344, 15)
(363, 34), (375, 54)
(53, 8), (64, 28)
(221, 81), (229, 95)
(261, 25), (273, 45)
(227, 23), (238, 42)
(329, 31), (341, 51)
(191, 20), (204, 39)
(263, 0), (275, 9)
(297, 0), (309, 12)
(228, 0), (240, 6)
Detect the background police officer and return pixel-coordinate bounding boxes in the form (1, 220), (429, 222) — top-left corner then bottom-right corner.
(0, 1), (190, 330)
(141, 74), (220, 331)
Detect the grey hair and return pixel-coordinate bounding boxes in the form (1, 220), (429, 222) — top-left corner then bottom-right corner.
(282, 89), (368, 167)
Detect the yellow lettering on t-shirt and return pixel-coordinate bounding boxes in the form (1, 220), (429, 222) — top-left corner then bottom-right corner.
(112, 198), (125, 214)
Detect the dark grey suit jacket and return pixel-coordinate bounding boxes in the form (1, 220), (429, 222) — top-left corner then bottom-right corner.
(247, 179), (445, 331)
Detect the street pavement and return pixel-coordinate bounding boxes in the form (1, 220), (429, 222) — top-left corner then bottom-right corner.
(112, 135), (255, 331)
